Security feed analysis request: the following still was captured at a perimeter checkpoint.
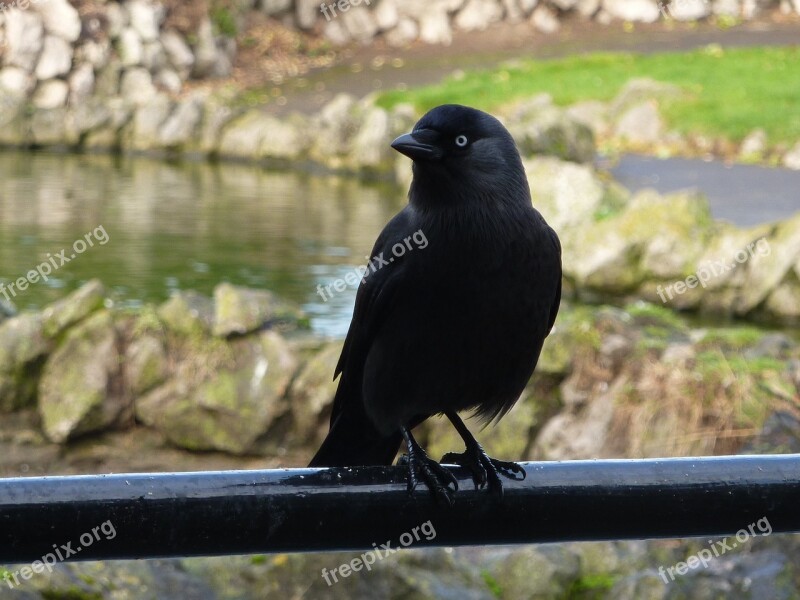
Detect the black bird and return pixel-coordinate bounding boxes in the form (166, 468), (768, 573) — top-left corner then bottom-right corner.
(309, 104), (562, 503)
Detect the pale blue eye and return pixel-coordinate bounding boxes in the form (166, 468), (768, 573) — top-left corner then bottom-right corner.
(455, 135), (468, 147)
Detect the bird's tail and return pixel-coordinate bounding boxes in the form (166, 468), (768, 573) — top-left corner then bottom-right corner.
(308, 408), (403, 467)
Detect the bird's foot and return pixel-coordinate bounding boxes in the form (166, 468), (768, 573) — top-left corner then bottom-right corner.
(398, 450), (458, 506)
(441, 444), (525, 497)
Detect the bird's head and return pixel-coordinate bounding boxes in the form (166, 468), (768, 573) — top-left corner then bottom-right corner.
(391, 104), (530, 209)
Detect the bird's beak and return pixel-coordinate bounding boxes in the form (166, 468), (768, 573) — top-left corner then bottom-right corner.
(391, 129), (442, 161)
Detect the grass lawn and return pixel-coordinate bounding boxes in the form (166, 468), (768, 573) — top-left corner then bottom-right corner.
(376, 46), (800, 144)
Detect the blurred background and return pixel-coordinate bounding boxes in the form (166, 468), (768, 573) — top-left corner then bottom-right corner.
(1, 0), (800, 597)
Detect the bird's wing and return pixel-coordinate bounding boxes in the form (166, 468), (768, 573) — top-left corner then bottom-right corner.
(546, 226), (562, 335)
(330, 208), (414, 422)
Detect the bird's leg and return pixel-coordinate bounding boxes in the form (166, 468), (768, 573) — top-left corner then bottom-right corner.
(440, 411), (526, 497)
(399, 426), (458, 506)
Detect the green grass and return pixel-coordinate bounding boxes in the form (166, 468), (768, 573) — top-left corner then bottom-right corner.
(376, 46), (800, 143)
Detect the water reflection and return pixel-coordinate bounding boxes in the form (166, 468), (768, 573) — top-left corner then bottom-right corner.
(0, 151), (406, 337)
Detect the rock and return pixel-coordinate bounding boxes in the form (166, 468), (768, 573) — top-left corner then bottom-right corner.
(41, 280), (106, 338)
(38, 310), (123, 443)
(0, 300), (15, 321)
(32, 79), (69, 109)
(323, 18), (352, 45)
(531, 4), (561, 32)
(161, 30), (195, 78)
(125, 333), (168, 397)
(68, 63), (95, 102)
(296, 0), (321, 29)
(159, 93), (205, 148)
(0, 66), (34, 99)
(213, 283), (278, 336)
(568, 190), (712, 294)
(385, 18), (419, 46)
(120, 67), (158, 106)
(454, 0), (504, 30)
(637, 190), (713, 280)
(309, 93), (359, 162)
(489, 546), (582, 598)
(31, 107), (70, 145)
(735, 213), (799, 315)
(0, 312), (51, 412)
(508, 97), (596, 162)
(739, 128), (767, 161)
(119, 27), (144, 66)
(765, 276), (800, 320)
(287, 341), (343, 444)
(501, 0), (526, 20)
(260, 0), (293, 15)
(198, 97), (237, 154)
(744, 333), (793, 360)
(610, 571), (668, 599)
(4, 8), (44, 72)
(69, 97), (113, 138)
(35, 35), (73, 80)
(219, 111), (306, 161)
(157, 290), (215, 335)
(518, 0), (542, 12)
(535, 373), (627, 459)
(142, 40), (168, 72)
(742, 0), (772, 17)
(743, 410), (800, 454)
(375, 0), (400, 29)
(129, 92), (173, 149)
(713, 0), (742, 15)
(105, 2), (129, 37)
(577, 0), (602, 16)
(614, 101), (663, 145)
(33, 0), (82, 42)
(136, 330), (297, 454)
(83, 97), (133, 149)
(523, 157), (605, 232)
(602, 0), (661, 21)
(127, 0), (162, 42)
(154, 68), (183, 94)
(191, 18), (218, 78)
(342, 7), (379, 42)
(350, 106), (394, 169)
(94, 58), (123, 97)
(608, 78), (682, 119)
(565, 99), (610, 136)
(782, 141), (800, 170)
(667, 0), (712, 18)
(418, 7), (453, 44)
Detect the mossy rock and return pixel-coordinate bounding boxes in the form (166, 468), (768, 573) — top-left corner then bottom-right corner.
(38, 310), (123, 443)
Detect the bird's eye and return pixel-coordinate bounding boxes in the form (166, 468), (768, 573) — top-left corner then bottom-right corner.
(455, 134), (469, 147)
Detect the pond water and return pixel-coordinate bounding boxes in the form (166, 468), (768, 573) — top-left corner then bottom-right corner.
(0, 151), (406, 337)
(2, 151), (798, 338)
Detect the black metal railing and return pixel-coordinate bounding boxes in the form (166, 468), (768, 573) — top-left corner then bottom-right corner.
(2, 454), (800, 561)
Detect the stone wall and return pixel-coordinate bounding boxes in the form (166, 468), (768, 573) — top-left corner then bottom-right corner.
(1, 2), (799, 171)
(264, 0), (798, 46)
(1, 0), (797, 120)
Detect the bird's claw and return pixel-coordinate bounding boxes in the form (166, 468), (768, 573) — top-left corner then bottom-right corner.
(399, 452), (458, 506)
(441, 447), (525, 497)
